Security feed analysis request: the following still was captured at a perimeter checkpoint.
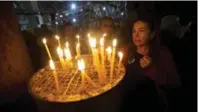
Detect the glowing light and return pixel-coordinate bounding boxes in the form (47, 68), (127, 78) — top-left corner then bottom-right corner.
(103, 7), (106, 11)
(72, 18), (76, 23)
(112, 39), (117, 47)
(121, 12), (124, 16)
(77, 59), (85, 71)
(71, 3), (76, 10)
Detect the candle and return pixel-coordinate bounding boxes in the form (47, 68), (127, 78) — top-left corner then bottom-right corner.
(110, 39), (117, 83)
(56, 47), (64, 68)
(42, 38), (52, 60)
(100, 37), (106, 82)
(65, 41), (72, 60)
(77, 59), (96, 90)
(89, 38), (104, 83)
(76, 43), (81, 59)
(106, 46), (112, 62)
(100, 37), (105, 65)
(118, 52), (123, 74)
(49, 59), (59, 92)
(55, 35), (61, 48)
(64, 42), (72, 68)
(89, 38), (97, 65)
(76, 35), (80, 43)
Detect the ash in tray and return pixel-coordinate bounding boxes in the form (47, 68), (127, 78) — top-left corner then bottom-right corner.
(29, 55), (125, 102)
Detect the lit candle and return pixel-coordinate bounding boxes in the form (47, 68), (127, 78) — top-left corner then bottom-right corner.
(100, 37), (105, 65)
(76, 35), (80, 43)
(118, 52), (123, 74)
(42, 38), (52, 60)
(89, 37), (104, 83)
(49, 59), (59, 92)
(55, 35), (61, 48)
(77, 59), (96, 90)
(56, 47), (64, 68)
(100, 37), (106, 82)
(89, 37), (97, 65)
(106, 46), (112, 62)
(76, 43), (81, 59)
(64, 42), (72, 68)
(110, 39), (117, 83)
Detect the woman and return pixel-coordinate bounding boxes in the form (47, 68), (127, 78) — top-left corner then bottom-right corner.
(120, 18), (181, 112)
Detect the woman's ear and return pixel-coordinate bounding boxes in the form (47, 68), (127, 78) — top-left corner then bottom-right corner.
(150, 32), (155, 40)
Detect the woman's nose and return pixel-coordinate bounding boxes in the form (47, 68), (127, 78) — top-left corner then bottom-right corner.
(134, 32), (139, 38)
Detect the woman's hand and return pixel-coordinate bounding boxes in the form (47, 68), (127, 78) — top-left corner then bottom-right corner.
(140, 56), (152, 68)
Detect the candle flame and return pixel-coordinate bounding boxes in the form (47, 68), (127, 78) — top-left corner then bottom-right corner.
(106, 46), (112, 54)
(113, 39), (117, 47)
(76, 35), (80, 39)
(57, 47), (63, 58)
(55, 35), (60, 40)
(42, 38), (46, 44)
(65, 41), (69, 48)
(77, 59), (85, 71)
(100, 37), (104, 47)
(87, 33), (91, 38)
(103, 33), (107, 37)
(89, 38), (96, 48)
(49, 59), (55, 70)
(64, 48), (71, 60)
(118, 52), (123, 59)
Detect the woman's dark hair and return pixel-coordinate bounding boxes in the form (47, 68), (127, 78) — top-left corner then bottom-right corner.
(128, 16), (161, 61)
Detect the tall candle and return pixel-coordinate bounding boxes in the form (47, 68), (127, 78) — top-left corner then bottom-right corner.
(56, 47), (64, 68)
(100, 37), (105, 66)
(89, 38), (104, 83)
(78, 59), (96, 90)
(76, 43), (81, 59)
(100, 37), (106, 82)
(64, 42), (72, 68)
(42, 38), (52, 60)
(110, 39), (117, 83)
(118, 52), (123, 74)
(89, 38), (97, 65)
(106, 46), (112, 62)
(49, 59), (59, 92)
(55, 35), (61, 48)
(76, 35), (80, 43)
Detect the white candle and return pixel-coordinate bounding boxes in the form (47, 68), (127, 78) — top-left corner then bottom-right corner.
(100, 37), (106, 83)
(89, 37), (104, 84)
(56, 47), (64, 68)
(42, 38), (52, 60)
(77, 59), (96, 90)
(106, 46), (112, 62)
(49, 59), (59, 92)
(76, 35), (80, 43)
(110, 39), (117, 83)
(100, 37), (105, 65)
(76, 43), (81, 59)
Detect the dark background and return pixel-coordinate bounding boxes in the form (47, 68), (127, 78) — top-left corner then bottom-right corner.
(0, 1), (197, 112)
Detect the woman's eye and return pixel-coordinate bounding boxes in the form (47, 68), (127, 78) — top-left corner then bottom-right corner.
(140, 29), (145, 32)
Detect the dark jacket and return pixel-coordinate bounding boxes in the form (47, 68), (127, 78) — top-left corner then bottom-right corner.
(121, 46), (181, 112)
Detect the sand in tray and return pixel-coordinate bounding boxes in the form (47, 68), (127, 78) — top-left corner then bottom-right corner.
(29, 55), (125, 102)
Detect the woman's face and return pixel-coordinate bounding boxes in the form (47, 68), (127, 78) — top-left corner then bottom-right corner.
(132, 21), (152, 47)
